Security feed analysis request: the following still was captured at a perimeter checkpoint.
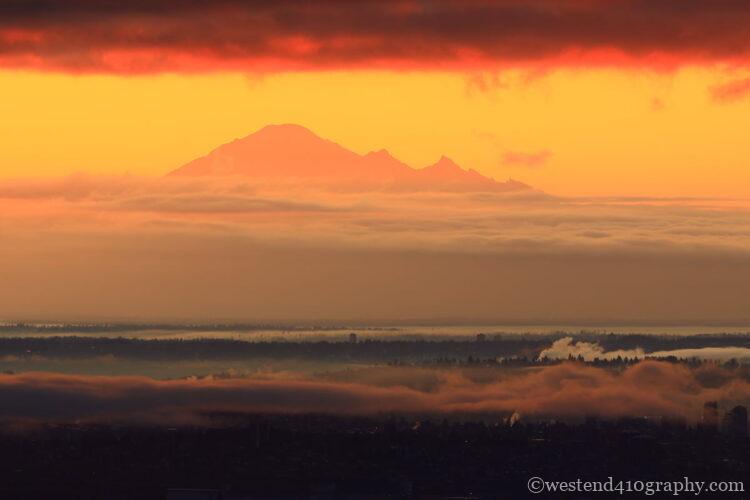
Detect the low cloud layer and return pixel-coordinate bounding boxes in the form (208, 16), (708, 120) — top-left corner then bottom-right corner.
(1, 175), (749, 322)
(540, 337), (645, 360)
(2, 1), (750, 73)
(1, 175), (749, 256)
(1, 361), (749, 423)
(541, 337), (750, 362)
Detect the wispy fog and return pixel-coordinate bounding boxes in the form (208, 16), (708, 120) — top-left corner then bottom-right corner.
(1, 361), (750, 423)
(1, 175), (749, 322)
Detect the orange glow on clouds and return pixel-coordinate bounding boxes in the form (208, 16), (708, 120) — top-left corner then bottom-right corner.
(3, 1), (750, 74)
(2, 1), (750, 323)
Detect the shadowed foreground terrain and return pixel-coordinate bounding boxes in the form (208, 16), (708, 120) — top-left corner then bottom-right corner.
(1, 329), (749, 498)
(1, 415), (748, 499)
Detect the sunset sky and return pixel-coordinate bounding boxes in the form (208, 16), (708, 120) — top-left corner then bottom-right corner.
(2, 1), (750, 322)
(1, 67), (750, 197)
(0, 0), (749, 197)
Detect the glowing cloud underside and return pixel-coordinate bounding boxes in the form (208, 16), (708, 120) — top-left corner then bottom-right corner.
(2, 1), (750, 72)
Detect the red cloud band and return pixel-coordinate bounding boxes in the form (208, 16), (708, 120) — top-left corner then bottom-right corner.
(1, 0), (750, 73)
(1, 362), (749, 422)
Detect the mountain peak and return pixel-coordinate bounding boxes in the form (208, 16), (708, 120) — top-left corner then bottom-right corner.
(427, 156), (463, 171)
(253, 123), (321, 139)
(170, 123), (361, 178)
(365, 148), (394, 159)
(169, 124), (531, 192)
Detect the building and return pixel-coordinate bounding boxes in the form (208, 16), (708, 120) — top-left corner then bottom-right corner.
(722, 405), (748, 438)
(166, 489), (223, 500)
(701, 401), (719, 430)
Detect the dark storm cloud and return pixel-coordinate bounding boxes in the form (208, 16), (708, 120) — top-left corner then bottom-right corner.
(1, 0), (750, 72)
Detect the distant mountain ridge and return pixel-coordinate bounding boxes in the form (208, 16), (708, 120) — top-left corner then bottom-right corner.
(169, 124), (530, 192)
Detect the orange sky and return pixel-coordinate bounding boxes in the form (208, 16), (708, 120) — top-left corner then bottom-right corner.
(2, 1), (750, 322)
(2, 1), (750, 198)
(1, 67), (749, 198)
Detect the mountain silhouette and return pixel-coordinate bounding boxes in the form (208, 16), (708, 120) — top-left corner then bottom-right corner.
(169, 124), (530, 192)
